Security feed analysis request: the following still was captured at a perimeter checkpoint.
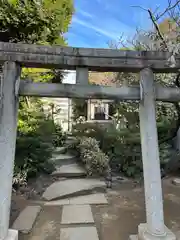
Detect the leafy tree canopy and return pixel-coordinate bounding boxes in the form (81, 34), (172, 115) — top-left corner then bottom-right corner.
(0, 0), (74, 45)
(0, 0), (74, 83)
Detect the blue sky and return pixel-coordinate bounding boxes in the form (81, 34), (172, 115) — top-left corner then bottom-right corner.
(65, 0), (173, 48)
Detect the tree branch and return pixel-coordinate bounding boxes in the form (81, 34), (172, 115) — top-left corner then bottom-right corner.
(147, 9), (169, 50)
(132, 5), (169, 50)
(156, 0), (180, 20)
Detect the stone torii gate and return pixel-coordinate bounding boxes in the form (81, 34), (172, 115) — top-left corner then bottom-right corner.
(0, 42), (180, 240)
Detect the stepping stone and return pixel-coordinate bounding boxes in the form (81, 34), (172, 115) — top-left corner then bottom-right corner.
(65, 137), (77, 146)
(4, 230), (18, 240)
(60, 227), (99, 240)
(50, 154), (76, 165)
(44, 194), (108, 206)
(61, 205), (94, 224)
(66, 136), (77, 141)
(172, 178), (180, 186)
(138, 223), (176, 240)
(42, 179), (106, 201)
(12, 206), (41, 234)
(51, 163), (86, 177)
(44, 199), (70, 206)
(69, 193), (108, 205)
(129, 235), (138, 240)
(54, 147), (67, 154)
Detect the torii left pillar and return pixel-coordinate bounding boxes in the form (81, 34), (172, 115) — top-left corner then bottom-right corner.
(0, 62), (21, 240)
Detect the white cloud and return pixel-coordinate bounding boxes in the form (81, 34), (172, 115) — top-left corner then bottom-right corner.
(79, 9), (93, 19)
(73, 17), (121, 40)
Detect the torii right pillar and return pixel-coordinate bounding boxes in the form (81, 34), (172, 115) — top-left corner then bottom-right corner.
(129, 68), (176, 240)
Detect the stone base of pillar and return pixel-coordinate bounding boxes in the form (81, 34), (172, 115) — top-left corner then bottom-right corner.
(3, 229), (18, 240)
(129, 224), (176, 240)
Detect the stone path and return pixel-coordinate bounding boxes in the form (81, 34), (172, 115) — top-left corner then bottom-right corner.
(51, 163), (86, 177)
(10, 175), (180, 240)
(60, 227), (99, 240)
(12, 143), (108, 239)
(61, 205), (94, 224)
(172, 178), (180, 186)
(44, 193), (108, 206)
(53, 146), (67, 154)
(12, 206), (41, 234)
(50, 153), (76, 166)
(42, 178), (106, 201)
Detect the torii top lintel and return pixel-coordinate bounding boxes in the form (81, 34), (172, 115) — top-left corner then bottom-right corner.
(0, 41), (179, 73)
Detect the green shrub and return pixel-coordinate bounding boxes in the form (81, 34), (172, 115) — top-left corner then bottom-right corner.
(72, 122), (142, 177)
(52, 123), (67, 147)
(13, 168), (28, 187)
(14, 98), (58, 187)
(72, 122), (116, 154)
(105, 126), (142, 177)
(72, 121), (174, 178)
(78, 137), (109, 176)
(15, 133), (55, 187)
(72, 99), (87, 121)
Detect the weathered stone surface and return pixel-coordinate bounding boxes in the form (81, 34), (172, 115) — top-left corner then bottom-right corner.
(20, 81), (180, 102)
(129, 235), (138, 240)
(44, 194), (107, 206)
(2, 41), (180, 73)
(51, 154), (76, 162)
(42, 179), (106, 201)
(138, 224), (176, 240)
(54, 147), (67, 154)
(61, 205), (94, 224)
(112, 176), (129, 182)
(66, 136), (76, 141)
(12, 206), (41, 233)
(4, 229), (18, 240)
(51, 163), (86, 177)
(60, 227), (99, 240)
(0, 62), (21, 240)
(65, 137), (77, 146)
(44, 199), (70, 206)
(69, 193), (108, 205)
(139, 69), (165, 233)
(172, 178), (180, 186)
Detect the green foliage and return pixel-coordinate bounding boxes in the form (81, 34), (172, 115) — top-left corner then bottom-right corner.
(0, 0), (74, 44)
(15, 96), (67, 187)
(14, 97), (58, 186)
(0, 0), (74, 83)
(72, 99), (87, 121)
(72, 122), (142, 177)
(72, 122), (115, 158)
(52, 123), (67, 148)
(15, 135), (53, 178)
(72, 122), (174, 177)
(103, 127), (142, 177)
(113, 101), (139, 128)
(159, 143), (172, 167)
(77, 137), (110, 176)
(21, 68), (66, 83)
